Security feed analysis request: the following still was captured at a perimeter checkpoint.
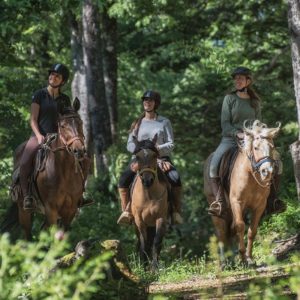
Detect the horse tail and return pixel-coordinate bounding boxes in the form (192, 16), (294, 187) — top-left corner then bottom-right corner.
(0, 202), (19, 234)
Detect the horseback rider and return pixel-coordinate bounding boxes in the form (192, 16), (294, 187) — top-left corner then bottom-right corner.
(208, 66), (285, 218)
(117, 90), (183, 225)
(19, 63), (93, 210)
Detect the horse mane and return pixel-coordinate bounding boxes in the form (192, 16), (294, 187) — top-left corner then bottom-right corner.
(59, 107), (80, 119)
(135, 139), (159, 155)
(243, 120), (281, 154)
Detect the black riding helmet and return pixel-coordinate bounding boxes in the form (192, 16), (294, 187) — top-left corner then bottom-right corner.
(231, 66), (252, 79)
(48, 63), (70, 85)
(141, 90), (161, 109)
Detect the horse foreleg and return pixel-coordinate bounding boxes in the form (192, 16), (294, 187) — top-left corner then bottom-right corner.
(60, 209), (77, 231)
(246, 208), (264, 266)
(135, 218), (148, 265)
(18, 207), (33, 241)
(152, 218), (166, 271)
(44, 206), (59, 228)
(231, 200), (246, 263)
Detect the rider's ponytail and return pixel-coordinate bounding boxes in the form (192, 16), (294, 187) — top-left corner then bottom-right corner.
(129, 112), (145, 134)
(247, 87), (261, 110)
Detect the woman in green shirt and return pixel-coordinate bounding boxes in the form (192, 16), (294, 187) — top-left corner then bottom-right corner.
(208, 67), (261, 217)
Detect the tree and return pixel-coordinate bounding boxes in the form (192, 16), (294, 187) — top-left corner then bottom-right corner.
(100, 2), (118, 143)
(82, 0), (112, 174)
(288, 0), (300, 201)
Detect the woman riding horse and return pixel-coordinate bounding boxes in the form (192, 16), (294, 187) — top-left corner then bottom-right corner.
(19, 63), (92, 210)
(117, 90), (183, 225)
(208, 67), (285, 218)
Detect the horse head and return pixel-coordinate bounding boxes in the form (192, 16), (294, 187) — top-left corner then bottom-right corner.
(58, 98), (86, 159)
(243, 120), (281, 182)
(134, 136), (159, 188)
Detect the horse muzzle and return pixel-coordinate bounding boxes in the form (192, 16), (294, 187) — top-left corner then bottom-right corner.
(259, 162), (274, 181)
(142, 176), (154, 188)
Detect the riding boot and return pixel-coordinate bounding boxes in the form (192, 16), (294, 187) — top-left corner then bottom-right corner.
(117, 188), (133, 225)
(78, 195), (94, 208)
(20, 173), (34, 210)
(171, 186), (183, 224)
(208, 177), (227, 218)
(265, 174), (286, 215)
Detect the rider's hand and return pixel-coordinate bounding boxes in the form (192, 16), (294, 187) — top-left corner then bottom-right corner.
(37, 134), (45, 145)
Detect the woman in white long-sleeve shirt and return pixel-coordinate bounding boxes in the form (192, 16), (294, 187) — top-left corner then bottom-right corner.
(117, 90), (183, 225)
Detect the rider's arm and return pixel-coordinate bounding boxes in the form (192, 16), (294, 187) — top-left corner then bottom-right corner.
(127, 132), (137, 153)
(156, 119), (174, 153)
(30, 103), (44, 144)
(221, 95), (240, 138)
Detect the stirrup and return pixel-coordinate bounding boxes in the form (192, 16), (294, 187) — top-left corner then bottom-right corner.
(78, 198), (94, 208)
(23, 196), (34, 210)
(208, 200), (224, 218)
(117, 211), (133, 225)
(172, 212), (183, 225)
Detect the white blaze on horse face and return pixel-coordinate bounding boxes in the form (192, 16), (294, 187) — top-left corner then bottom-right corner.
(143, 149), (148, 158)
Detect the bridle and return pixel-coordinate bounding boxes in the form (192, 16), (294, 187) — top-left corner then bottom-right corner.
(57, 114), (85, 157)
(246, 137), (275, 188)
(136, 149), (158, 182)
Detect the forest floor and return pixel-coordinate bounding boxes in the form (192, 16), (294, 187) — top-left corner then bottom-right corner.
(148, 262), (299, 299)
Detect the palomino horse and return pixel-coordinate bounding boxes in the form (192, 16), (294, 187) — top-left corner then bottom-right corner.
(204, 120), (281, 265)
(3, 99), (89, 240)
(131, 138), (169, 270)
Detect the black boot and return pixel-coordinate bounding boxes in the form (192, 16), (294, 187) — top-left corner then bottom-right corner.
(78, 196), (94, 208)
(23, 195), (34, 210)
(265, 174), (286, 215)
(208, 177), (227, 218)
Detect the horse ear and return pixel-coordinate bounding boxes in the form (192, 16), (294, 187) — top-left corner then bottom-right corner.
(268, 127), (281, 138)
(73, 97), (81, 112)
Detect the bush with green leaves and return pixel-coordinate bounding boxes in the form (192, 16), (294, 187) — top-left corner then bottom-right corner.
(0, 229), (113, 300)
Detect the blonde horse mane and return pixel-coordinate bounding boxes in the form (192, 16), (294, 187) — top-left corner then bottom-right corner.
(243, 120), (281, 155)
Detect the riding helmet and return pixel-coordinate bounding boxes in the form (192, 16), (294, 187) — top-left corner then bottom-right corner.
(48, 63), (70, 83)
(231, 66), (252, 79)
(141, 90), (161, 108)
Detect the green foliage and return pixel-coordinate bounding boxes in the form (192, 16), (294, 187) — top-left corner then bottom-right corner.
(0, 229), (112, 300)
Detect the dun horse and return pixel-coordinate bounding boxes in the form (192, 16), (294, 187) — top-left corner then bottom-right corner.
(1, 99), (89, 240)
(204, 120), (281, 265)
(130, 138), (169, 270)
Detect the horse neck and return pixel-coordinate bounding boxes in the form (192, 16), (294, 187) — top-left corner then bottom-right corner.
(237, 149), (253, 174)
(136, 176), (166, 201)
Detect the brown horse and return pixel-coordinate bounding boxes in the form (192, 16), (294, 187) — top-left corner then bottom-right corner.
(2, 99), (89, 240)
(130, 138), (169, 271)
(204, 120), (281, 265)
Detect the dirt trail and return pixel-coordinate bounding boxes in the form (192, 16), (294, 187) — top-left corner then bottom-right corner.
(148, 263), (299, 299)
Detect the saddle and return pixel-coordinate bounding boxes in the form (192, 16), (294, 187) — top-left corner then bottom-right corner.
(10, 134), (58, 208)
(218, 146), (239, 195)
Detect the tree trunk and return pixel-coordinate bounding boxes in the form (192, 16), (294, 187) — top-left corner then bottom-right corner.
(82, 0), (112, 175)
(100, 3), (118, 143)
(69, 12), (93, 158)
(288, 0), (300, 201)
